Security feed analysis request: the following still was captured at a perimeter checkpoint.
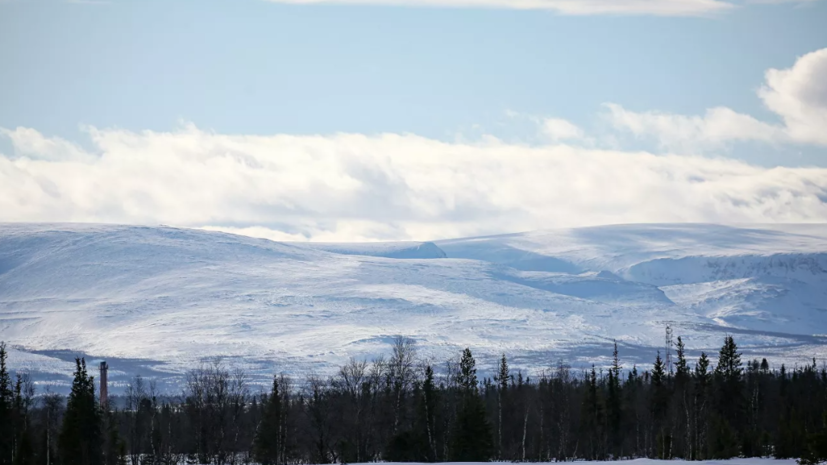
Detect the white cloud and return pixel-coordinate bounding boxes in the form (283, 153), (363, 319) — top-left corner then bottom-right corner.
(2, 124), (826, 242)
(760, 48), (827, 146)
(1, 127), (95, 162)
(265, 0), (735, 16)
(602, 104), (786, 151)
(542, 118), (585, 142)
(501, 112), (587, 144)
(605, 48), (827, 151)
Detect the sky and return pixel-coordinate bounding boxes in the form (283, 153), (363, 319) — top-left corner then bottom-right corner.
(1, 0), (826, 242)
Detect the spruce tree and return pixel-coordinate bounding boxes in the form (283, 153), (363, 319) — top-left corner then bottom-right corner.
(0, 343), (12, 465)
(581, 365), (603, 459)
(673, 337), (690, 458)
(694, 352), (711, 459)
(623, 365), (643, 457)
(716, 336), (744, 419)
(450, 348), (493, 462)
(651, 352), (667, 414)
(675, 337), (689, 383)
(712, 336), (743, 458)
(58, 358), (102, 465)
(651, 352), (671, 459)
(12, 375), (35, 465)
(493, 354), (509, 459)
(607, 342), (623, 458)
(456, 348), (477, 392)
(254, 376), (285, 465)
(716, 336), (743, 383)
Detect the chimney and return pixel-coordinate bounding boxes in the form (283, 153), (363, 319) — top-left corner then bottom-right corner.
(99, 361), (109, 409)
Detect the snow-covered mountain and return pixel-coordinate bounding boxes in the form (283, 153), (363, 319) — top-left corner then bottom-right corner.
(1, 223), (826, 390)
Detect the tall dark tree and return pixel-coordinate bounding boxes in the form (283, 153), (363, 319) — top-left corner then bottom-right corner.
(651, 352), (671, 459)
(675, 337), (689, 383)
(711, 336), (743, 459)
(716, 335), (744, 412)
(12, 374), (36, 465)
(254, 376), (287, 465)
(672, 337), (690, 459)
(693, 352), (711, 459)
(450, 349), (493, 462)
(0, 343), (13, 465)
(58, 358), (102, 465)
(493, 354), (509, 459)
(622, 365), (644, 457)
(580, 365), (604, 460)
(607, 341), (623, 458)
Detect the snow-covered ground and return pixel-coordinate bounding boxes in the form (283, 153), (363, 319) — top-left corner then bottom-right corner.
(1, 223), (826, 391)
(373, 460), (796, 465)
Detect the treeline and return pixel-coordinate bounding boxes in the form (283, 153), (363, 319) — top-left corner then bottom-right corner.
(2, 336), (827, 465)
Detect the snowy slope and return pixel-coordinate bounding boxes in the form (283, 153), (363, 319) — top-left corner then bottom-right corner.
(437, 224), (827, 335)
(1, 223), (826, 390)
(299, 241), (446, 259)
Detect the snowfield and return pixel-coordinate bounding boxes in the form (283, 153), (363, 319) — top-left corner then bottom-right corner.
(0, 223), (826, 390)
(372, 460), (796, 465)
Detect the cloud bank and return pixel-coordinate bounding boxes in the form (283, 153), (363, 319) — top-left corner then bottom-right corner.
(605, 48), (827, 151)
(3, 49), (826, 242)
(2, 124), (826, 242)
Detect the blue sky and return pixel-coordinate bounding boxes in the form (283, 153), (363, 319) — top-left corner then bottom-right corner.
(1, 0), (826, 241)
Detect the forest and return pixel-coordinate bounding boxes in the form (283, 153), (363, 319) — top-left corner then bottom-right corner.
(1, 335), (826, 465)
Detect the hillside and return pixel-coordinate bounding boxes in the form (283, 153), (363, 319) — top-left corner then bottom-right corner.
(1, 223), (826, 390)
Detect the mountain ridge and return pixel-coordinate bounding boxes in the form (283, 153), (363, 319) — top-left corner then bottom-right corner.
(1, 222), (825, 391)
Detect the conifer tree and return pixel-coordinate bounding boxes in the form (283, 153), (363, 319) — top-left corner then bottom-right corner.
(712, 336), (743, 458)
(580, 365), (604, 459)
(12, 375), (35, 465)
(623, 365), (643, 457)
(254, 376), (286, 465)
(651, 352), (671, 458)
(607, 342), (623, 458)
(675, 337), (689, 383)
(673, 337), (690, 458)
(58, 358), (102, 465)
(450, 348), (493, 462)
(716, 336), (743, 418)
(0, 343), (12, 465)
(716, 336), (743, 384)
(456, 348), (477, 392)
(693, 352), (711, 459)
(493, 354), (509, 459)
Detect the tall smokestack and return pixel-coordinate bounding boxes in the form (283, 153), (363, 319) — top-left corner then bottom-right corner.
(99, 361), (109, 410)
